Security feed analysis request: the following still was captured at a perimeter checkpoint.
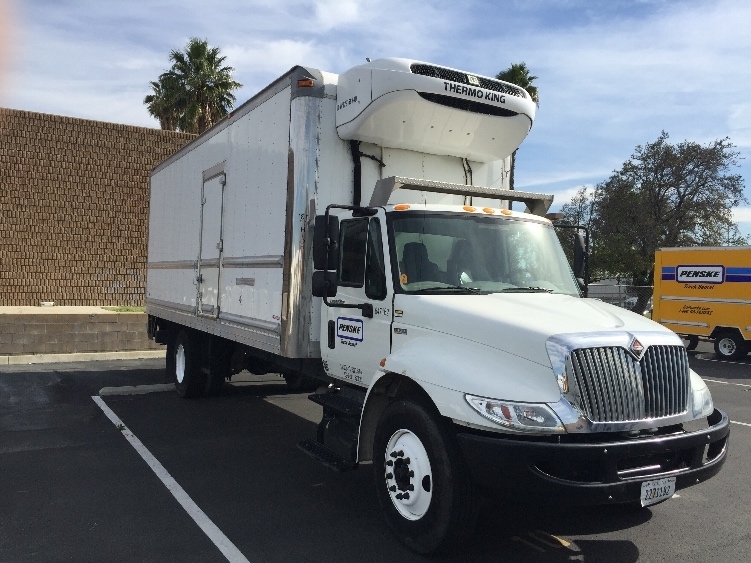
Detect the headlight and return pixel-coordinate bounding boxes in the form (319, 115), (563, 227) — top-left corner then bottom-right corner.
(465, 395), (565, 433)
(691, 383), (714, 419)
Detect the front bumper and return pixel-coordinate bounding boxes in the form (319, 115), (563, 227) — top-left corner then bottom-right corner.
(456, 408), (729, 505)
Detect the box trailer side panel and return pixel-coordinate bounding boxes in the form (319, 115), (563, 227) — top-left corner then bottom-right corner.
(654, 246), (751, 359)
(218, 86), (291, 339)
(148, 73), (314, 356)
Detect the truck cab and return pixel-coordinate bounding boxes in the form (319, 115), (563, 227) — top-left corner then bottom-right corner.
(310, 195), (728, 553)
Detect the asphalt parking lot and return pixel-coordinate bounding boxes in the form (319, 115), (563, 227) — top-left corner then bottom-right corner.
(1, 348), (750, 563)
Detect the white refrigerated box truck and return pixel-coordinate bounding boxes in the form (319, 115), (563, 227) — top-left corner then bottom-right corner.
(146, 58), (729, 553)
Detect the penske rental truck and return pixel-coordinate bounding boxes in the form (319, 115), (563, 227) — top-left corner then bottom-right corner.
(654, 246), (751, 360)
(146, 58), (729, 554)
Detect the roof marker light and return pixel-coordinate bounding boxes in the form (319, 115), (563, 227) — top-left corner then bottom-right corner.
(482, 207), (495, 214)
(463, 206), (476, 212)
(500, 209), (513, 216)
(394, 204), (410, 211)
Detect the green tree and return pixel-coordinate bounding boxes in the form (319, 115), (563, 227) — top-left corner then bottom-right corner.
(495, 62), (539, 197)
(557, 185), (597, 273)
(563, 132), (747, 310)
(144, 38), (242, 134)
(143, 75), (181, 131)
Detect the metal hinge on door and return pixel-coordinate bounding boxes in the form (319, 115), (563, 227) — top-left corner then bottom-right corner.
(216, 240), (223, 252)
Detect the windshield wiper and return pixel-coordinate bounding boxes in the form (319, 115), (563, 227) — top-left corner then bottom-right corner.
(417, 284), (482, 294)
(500, 286), (553, 293)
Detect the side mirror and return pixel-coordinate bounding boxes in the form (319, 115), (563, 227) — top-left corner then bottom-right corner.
(312, 270), (337, 297)
(573, 232), (589, 297)
(573, 233), (586, 280)
(313, 215), (340, 271)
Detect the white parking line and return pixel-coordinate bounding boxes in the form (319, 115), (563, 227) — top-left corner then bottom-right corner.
(92, 396), (251, 563)
(696, 354), (751, 366)
(731, 421), (751, 428)
(703, 379), (751, 388)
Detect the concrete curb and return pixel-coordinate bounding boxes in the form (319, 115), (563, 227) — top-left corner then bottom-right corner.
(1, 350), (166, 366)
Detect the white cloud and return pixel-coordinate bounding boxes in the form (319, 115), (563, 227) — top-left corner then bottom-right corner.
(314, 0), (361, 30)
(225, 40), (323, 75)
(732, 207), (751, 223)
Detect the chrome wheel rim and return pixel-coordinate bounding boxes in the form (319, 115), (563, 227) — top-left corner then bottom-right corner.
(718, 337), (736, 356)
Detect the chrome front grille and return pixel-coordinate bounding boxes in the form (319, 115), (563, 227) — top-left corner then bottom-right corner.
(568, 345), (690, 422)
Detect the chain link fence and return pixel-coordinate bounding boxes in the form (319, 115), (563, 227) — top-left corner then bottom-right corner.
(587, 283), (654, 316)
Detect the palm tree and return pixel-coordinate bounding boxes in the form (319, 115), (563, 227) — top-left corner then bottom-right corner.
(143, 75), (181, 131)
(495, 62), (539, 196)
(144, 38), (242, 134)
(163, 38), (242, 134)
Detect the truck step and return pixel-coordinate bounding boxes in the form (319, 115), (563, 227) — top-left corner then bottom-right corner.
(297, 440), (358, 472)
(308, 391), (363, 417)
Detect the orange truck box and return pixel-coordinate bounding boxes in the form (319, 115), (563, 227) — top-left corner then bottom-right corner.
(653, 246), (751, 360)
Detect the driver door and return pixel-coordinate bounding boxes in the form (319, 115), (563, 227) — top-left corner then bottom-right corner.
(321, 209), (394, 388)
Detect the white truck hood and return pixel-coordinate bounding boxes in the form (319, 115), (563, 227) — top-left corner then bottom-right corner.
(393, 293), (663, 367)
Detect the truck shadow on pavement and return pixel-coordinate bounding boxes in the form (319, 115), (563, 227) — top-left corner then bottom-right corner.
(107, 380), (647, 563)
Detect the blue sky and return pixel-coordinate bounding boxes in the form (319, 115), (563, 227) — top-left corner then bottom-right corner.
(3, 0), (750, 238)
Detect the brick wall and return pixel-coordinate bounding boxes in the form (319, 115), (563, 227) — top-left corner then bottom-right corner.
(0, 108), (194, 306)
(0, 312), (162, 355)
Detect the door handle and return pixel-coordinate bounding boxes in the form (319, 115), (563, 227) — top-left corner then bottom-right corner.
(328, 320), (335, 349)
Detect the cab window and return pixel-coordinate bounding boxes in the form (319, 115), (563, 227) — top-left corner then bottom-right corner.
(337, 217), (387, 300)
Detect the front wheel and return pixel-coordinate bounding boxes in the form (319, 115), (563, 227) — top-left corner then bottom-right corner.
(714, 331), (748, 361)
(373, 400), (478, 554)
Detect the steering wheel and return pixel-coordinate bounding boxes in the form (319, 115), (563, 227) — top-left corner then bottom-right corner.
(509, 269), (533, 286)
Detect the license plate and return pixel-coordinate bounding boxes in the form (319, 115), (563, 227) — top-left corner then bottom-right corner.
(640, 477), (676, 507)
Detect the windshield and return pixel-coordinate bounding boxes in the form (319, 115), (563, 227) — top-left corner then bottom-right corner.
(389, 212), (580, 295)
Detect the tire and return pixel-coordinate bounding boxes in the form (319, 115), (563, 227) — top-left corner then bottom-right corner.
(685, 335), (699, 351)
(205, 338), (231, 396)
(165, 335), (177, 383)
(373, 400), (478, 554)
(714, 331), (748, 361)
(174, 330), (205, 398)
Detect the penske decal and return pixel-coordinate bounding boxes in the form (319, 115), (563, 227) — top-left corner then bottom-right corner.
(443, 82), (506, 104)
(676, 265), (724, 284)
(337, 317), (364, 342)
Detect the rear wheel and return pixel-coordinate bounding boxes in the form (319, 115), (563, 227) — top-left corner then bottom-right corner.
(174, 330), (205, 398)
(714, 331), (748, 361)
(205, 338), (231, 396)
(165, 334), (177, 383)
(373, 400), (478, 554)
(685, 335), (699, 351)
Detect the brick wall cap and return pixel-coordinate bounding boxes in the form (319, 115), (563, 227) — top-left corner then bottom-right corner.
(0, 306), (141, 315)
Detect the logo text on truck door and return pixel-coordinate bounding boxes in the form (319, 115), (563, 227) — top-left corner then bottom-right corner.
(337, 317), (364, 343)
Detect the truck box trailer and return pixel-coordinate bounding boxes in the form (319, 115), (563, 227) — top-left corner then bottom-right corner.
(654, 246), (751, 360)
(146, 58), (729, 554)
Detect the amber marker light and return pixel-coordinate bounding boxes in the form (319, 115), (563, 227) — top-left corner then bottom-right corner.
(463, 206), (476, 212)
(297, 79), (315, 87)
(394, 204), (411, 211)
(500, 209), (513, 216)
(482, 207), (495, 214)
